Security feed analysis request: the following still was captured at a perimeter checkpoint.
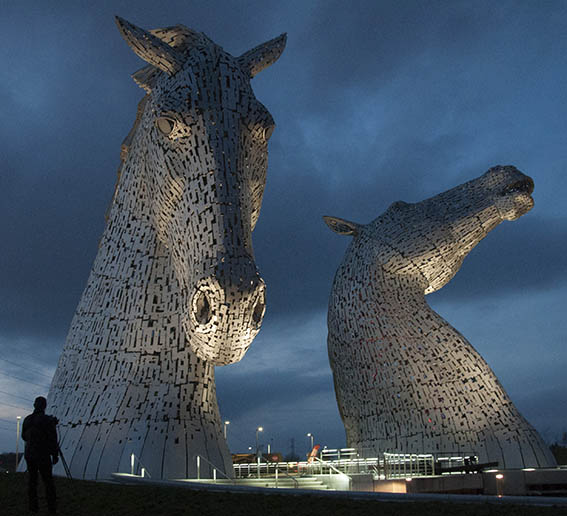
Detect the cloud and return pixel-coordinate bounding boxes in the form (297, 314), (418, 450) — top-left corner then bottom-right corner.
(431, 216), (567, 303)
(0, 335), (56, 452)
(429, 287), (566, 443)
(1, 0), (566, 455)
(2, 0), (567, 339)
(216, 312), (345, 453)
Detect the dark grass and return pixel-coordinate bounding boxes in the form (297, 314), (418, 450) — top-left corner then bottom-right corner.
(2, 473), (567, 516)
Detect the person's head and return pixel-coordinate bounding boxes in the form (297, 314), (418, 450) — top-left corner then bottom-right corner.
(33, 396), (47, 412)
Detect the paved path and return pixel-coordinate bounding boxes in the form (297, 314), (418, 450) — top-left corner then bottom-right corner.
(111, 473), (567, 507)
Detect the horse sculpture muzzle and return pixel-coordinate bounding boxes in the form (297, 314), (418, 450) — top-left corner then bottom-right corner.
(185, 255), (266, 365)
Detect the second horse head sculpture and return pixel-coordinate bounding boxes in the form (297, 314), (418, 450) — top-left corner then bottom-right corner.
(325, 166), (555, 468)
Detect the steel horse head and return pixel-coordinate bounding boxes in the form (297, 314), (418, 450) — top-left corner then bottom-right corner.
(116, 17), (286, 365)
(46, 18), (285, 481)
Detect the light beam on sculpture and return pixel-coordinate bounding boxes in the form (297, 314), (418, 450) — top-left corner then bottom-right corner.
(324, 166), (556, 468)
(46, 17), (285, 480)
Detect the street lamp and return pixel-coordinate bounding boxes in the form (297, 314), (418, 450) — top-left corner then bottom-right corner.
(223, 420), (230, 440)
(307, 432), (314, 451)
(256, 426), (263, 455)
(15, 416), (22, 472)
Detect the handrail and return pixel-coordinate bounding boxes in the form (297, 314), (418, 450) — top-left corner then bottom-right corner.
(270, 461), (299, 488)
(312, 456), (350, 477)
(129, 453), (151, 478)
(196, 455), (231, 481)
(232, 458), (300, 488)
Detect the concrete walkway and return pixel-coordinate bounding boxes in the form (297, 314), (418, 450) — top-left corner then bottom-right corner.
(111, 473), (567, 507)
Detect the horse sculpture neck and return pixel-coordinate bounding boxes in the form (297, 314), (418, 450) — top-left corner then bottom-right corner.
(48, 121), (229, 479)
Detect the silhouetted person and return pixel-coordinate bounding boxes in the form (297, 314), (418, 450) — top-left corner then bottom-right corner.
(22, 396), (58, 514)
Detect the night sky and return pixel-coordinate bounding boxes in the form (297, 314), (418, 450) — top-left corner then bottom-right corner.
(1, 1), (566, 458)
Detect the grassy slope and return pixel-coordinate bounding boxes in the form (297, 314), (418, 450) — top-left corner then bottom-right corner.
(2, 473), (566, 516)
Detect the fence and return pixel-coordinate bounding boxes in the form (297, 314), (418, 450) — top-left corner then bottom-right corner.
(233, 448), (478, 480)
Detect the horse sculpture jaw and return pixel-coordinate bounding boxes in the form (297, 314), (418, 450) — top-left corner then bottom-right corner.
(495, 173), (534, 220)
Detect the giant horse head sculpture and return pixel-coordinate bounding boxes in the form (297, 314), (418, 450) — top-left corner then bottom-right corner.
(115, 18), (285, 365)
(44, 18), (285, 480)
(324, 166), (555, 468)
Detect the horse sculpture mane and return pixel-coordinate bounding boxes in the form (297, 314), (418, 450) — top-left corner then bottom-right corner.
(325, 166), (556, 468)
(46, 17), (285, 480)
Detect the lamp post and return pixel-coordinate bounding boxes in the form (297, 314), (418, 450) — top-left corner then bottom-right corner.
(223, 420), (230, 440)
(15, 416), (22, 472)
(256, 426), (263, 456)
(307, 432), (314, 451)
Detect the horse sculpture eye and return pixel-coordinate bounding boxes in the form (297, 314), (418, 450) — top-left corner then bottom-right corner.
(263, 126), (274, 140)
(156, 117), (176, 136)
(252, 298), (265, 326)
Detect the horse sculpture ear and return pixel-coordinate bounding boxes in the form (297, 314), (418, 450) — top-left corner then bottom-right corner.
(237, 33), (287, 78)
(323, 216), (360, 236)
(115, 16), (185, 76)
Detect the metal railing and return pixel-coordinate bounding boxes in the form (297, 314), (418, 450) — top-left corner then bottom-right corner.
(129, 453), (151, 478)
(234, 458), (301, 479)
(383, 453), (435, 479)
(232, 457), (300, 487)
(196, 455), (231, 481)
(312, 456), (350, 475)
(233, 456), (377, 480)
(273, 462), (299, 488)
(233, 448), (479, 481)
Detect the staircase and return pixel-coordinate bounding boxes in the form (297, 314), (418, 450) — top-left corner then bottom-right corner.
(198, 475), (333, 490)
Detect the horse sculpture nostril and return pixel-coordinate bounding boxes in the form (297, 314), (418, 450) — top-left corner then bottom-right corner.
(252, 298), (265, 325)
(194, 290), (213, 326)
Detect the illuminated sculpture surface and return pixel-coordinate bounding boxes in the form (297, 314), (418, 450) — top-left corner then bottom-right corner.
(325, 166), (556, 468)
(47, 17), (285, 480)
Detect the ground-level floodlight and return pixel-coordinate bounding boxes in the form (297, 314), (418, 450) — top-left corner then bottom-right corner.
(495, 473), (504, 497)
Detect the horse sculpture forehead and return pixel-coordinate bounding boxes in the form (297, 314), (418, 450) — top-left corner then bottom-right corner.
(150, 47), (255, 110)
(120, 18), (286, 98)
(375, 165), (534, 225)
